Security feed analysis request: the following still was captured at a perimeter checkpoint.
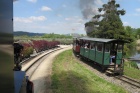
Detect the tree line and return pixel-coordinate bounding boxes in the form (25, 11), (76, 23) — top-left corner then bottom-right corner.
(42, 33), (72, 39)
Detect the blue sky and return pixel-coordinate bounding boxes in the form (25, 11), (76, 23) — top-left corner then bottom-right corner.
(13, 0), (140, 34)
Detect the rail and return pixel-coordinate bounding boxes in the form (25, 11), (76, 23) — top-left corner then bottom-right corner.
(115, 75), (140, 88)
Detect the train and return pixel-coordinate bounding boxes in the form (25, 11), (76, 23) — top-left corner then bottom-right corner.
(73, 37), (128, 75)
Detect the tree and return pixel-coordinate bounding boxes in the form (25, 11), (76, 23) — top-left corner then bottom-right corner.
(136, 28), (140, 39)
(85, 0), (133, 42)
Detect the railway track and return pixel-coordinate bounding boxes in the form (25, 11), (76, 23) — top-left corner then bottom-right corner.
(20, 45), (71, 93)
(115, 75), (140, 88)
(22, 47), (63, 73)
(20, 47), (63, 93)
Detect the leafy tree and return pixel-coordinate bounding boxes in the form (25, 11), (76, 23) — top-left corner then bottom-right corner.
(85, 0), (133, 42)
(136, 28), (140, 39)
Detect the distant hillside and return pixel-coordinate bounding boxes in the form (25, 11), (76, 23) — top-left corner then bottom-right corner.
(14, 31), (83, 37)
(14, 31), (45, 36)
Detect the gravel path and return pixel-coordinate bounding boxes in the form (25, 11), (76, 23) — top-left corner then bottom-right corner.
(30, 46), (72, 93)
(74, 56), (140, 93)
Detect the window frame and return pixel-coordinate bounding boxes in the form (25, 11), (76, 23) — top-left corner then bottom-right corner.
(96, 43), (103, 52)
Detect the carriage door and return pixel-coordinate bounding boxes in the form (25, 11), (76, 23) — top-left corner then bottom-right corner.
(116, 43), (123, 65)
(95, 43), (103, 64)
(103, 43), (110, 65)
(89, 42), (96, 61)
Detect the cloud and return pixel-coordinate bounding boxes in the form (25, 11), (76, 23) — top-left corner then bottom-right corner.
(14, 16), (47, 23)
(123, 22), (129, 26)
(136, 8), (140, 12)
(14, 16), (86, 34)
(65, 18), (72, 21)
(65, 17), (84, 24)
(57, 14), (62, 17)
(62, 4), (67, 8)
(41, 6), (52, 11)
(95, 0), (103, 5)
(27, 0), (37, 3)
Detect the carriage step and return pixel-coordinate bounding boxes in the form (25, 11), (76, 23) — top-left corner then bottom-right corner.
(107, 68), (114, 71)
(106, 70), (114, 74)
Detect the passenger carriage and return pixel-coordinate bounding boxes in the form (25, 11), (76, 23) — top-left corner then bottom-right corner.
(73, 37), (128, 75)
(73, 37), (81, 54)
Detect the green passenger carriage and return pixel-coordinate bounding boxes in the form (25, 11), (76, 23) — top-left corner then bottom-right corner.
(73, 37), (128, 75)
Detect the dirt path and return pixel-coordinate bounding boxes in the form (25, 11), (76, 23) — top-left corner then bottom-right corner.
(30, 46), (72, 93)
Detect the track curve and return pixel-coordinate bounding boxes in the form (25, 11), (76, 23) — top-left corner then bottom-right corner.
(20, 45), (72, 93)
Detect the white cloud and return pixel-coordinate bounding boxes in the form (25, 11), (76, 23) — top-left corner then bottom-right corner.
(95, 0), (103, 6)
(14, 16), (86, 34)
(65, 18), (72, 21)
(57, 14), (62, 17)
(62, 4), (66, 8)
(65, 17), (84, 24)
(41, 6), (52, 11)
(14, 16), (47, 23)
(27, 0), (37, 3)
(123, 21), (130, 26)
(136, 8), (140, 12)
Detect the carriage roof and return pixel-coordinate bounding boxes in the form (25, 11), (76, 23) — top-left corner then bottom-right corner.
(79, 37), (128, 43)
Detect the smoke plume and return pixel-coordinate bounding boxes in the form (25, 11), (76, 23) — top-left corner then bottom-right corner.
(79, 0), (103, 34)
(79, 0), (102, 19)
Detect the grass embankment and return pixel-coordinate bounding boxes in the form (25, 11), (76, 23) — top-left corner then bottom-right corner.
(51, 50), (128, 93)
(124, 62), (140, 80)
(123, 39), (140, 80)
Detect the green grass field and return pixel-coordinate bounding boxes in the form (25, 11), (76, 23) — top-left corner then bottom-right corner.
(51, 49), (128, 93)
(124, 61), (140, 80)
(124, 66), (140, 80)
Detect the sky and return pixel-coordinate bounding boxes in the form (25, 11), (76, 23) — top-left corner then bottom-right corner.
(13, 0), (140, 34)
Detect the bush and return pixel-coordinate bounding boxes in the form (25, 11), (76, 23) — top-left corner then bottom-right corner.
(124, 61), (138, 69)
(22, 46), (33, 58)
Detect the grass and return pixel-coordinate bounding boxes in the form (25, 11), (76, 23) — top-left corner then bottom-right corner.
(51, 49), (128, 93)
(124, 62), (140, 80)
(124, 67), (140, 80)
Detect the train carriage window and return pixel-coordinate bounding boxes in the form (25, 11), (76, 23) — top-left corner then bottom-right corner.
(118, 44), (122, 52)
(84, 41), (90, 49)
(76, 39), (79, 46)
(97, 43), (103, 52)
(105, 44), (110, 52)
(80, 40), (85, 47)
(90, 42), (95, 50)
